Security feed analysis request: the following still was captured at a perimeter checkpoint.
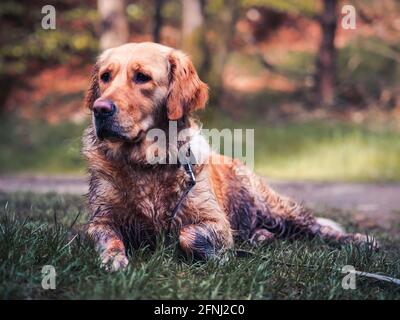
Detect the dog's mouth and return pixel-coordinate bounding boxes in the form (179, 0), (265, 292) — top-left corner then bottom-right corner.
(96, 124), (145, 145)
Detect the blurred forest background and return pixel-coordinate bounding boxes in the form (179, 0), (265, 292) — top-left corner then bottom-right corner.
(1, 0), (400, 181)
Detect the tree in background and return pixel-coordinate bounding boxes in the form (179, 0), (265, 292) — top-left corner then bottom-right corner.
(153, 0), (165, 43)
(0, 0), (99, 112)
(241, 0), (341, 108)
(98, 0), (129, 50)
(181, 0), (209, 74)
(314, 0), (338, 107)
(181, 0), (240, 102)
(205, 0), (240, 101)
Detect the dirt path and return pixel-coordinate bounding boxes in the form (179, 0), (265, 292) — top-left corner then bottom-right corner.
(0, 175), (88, 195)
(1, 175), (399, 228)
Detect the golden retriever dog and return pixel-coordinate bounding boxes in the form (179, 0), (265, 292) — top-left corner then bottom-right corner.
(83, 42), (376, 271)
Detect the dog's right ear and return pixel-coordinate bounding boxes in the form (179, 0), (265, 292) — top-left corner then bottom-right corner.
(84, 63), (100, 110)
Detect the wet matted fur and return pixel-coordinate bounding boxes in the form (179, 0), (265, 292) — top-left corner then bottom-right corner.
(82, 42), (376, 271)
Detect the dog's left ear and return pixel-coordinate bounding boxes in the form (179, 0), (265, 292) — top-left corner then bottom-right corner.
(166, 50), (209, 120)
(84, 63), (100, 110)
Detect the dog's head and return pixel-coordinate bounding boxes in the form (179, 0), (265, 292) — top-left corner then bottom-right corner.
(85, 42), (208, 145)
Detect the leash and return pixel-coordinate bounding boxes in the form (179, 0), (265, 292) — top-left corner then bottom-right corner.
(168, 147), (196, 224)
(235, 249), (400, 286)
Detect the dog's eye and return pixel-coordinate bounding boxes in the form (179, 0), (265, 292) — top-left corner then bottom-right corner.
(100, 72), (111, 83)
(134, 72), (151, 83)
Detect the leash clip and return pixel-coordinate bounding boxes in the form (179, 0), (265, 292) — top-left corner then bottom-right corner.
(184, 162), (196, 187)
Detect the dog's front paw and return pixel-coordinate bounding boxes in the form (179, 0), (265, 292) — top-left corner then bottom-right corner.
(179, 225), (218, 260)
(101, 251), (129, 272)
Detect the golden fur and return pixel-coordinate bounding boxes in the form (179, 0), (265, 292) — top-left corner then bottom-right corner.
(82, 43), (376, 271)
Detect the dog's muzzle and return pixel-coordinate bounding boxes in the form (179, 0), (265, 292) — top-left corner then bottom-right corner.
(93, 98), (122, 141)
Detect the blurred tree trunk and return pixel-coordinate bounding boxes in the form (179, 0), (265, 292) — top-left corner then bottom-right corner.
(314, 0), (338, 107)
(207, 0), (239, 102)
(0, 77), (15, 113)
(153, 0), (164, 43)
(181, 0), (209, 76)
(181, 0), (239, 103)
(98, 0), (129, 50)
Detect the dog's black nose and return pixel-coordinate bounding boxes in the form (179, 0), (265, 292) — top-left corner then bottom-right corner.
(93, 99), (116, 118)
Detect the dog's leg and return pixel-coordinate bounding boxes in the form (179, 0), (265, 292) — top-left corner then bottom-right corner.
(249, 228), (275, 246)
(178, 169), (235, 260)
(264, 189), (378, 248)
(87, 216), (129, 271)
(255, 179), (378, 248)
(179, 220), (234, 260)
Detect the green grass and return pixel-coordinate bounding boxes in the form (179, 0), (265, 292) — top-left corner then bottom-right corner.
(0, 116), (86, 175)
(203, 110), (400, 182)
(1, 192), (399, 299)
(253, 121), (400, 181)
